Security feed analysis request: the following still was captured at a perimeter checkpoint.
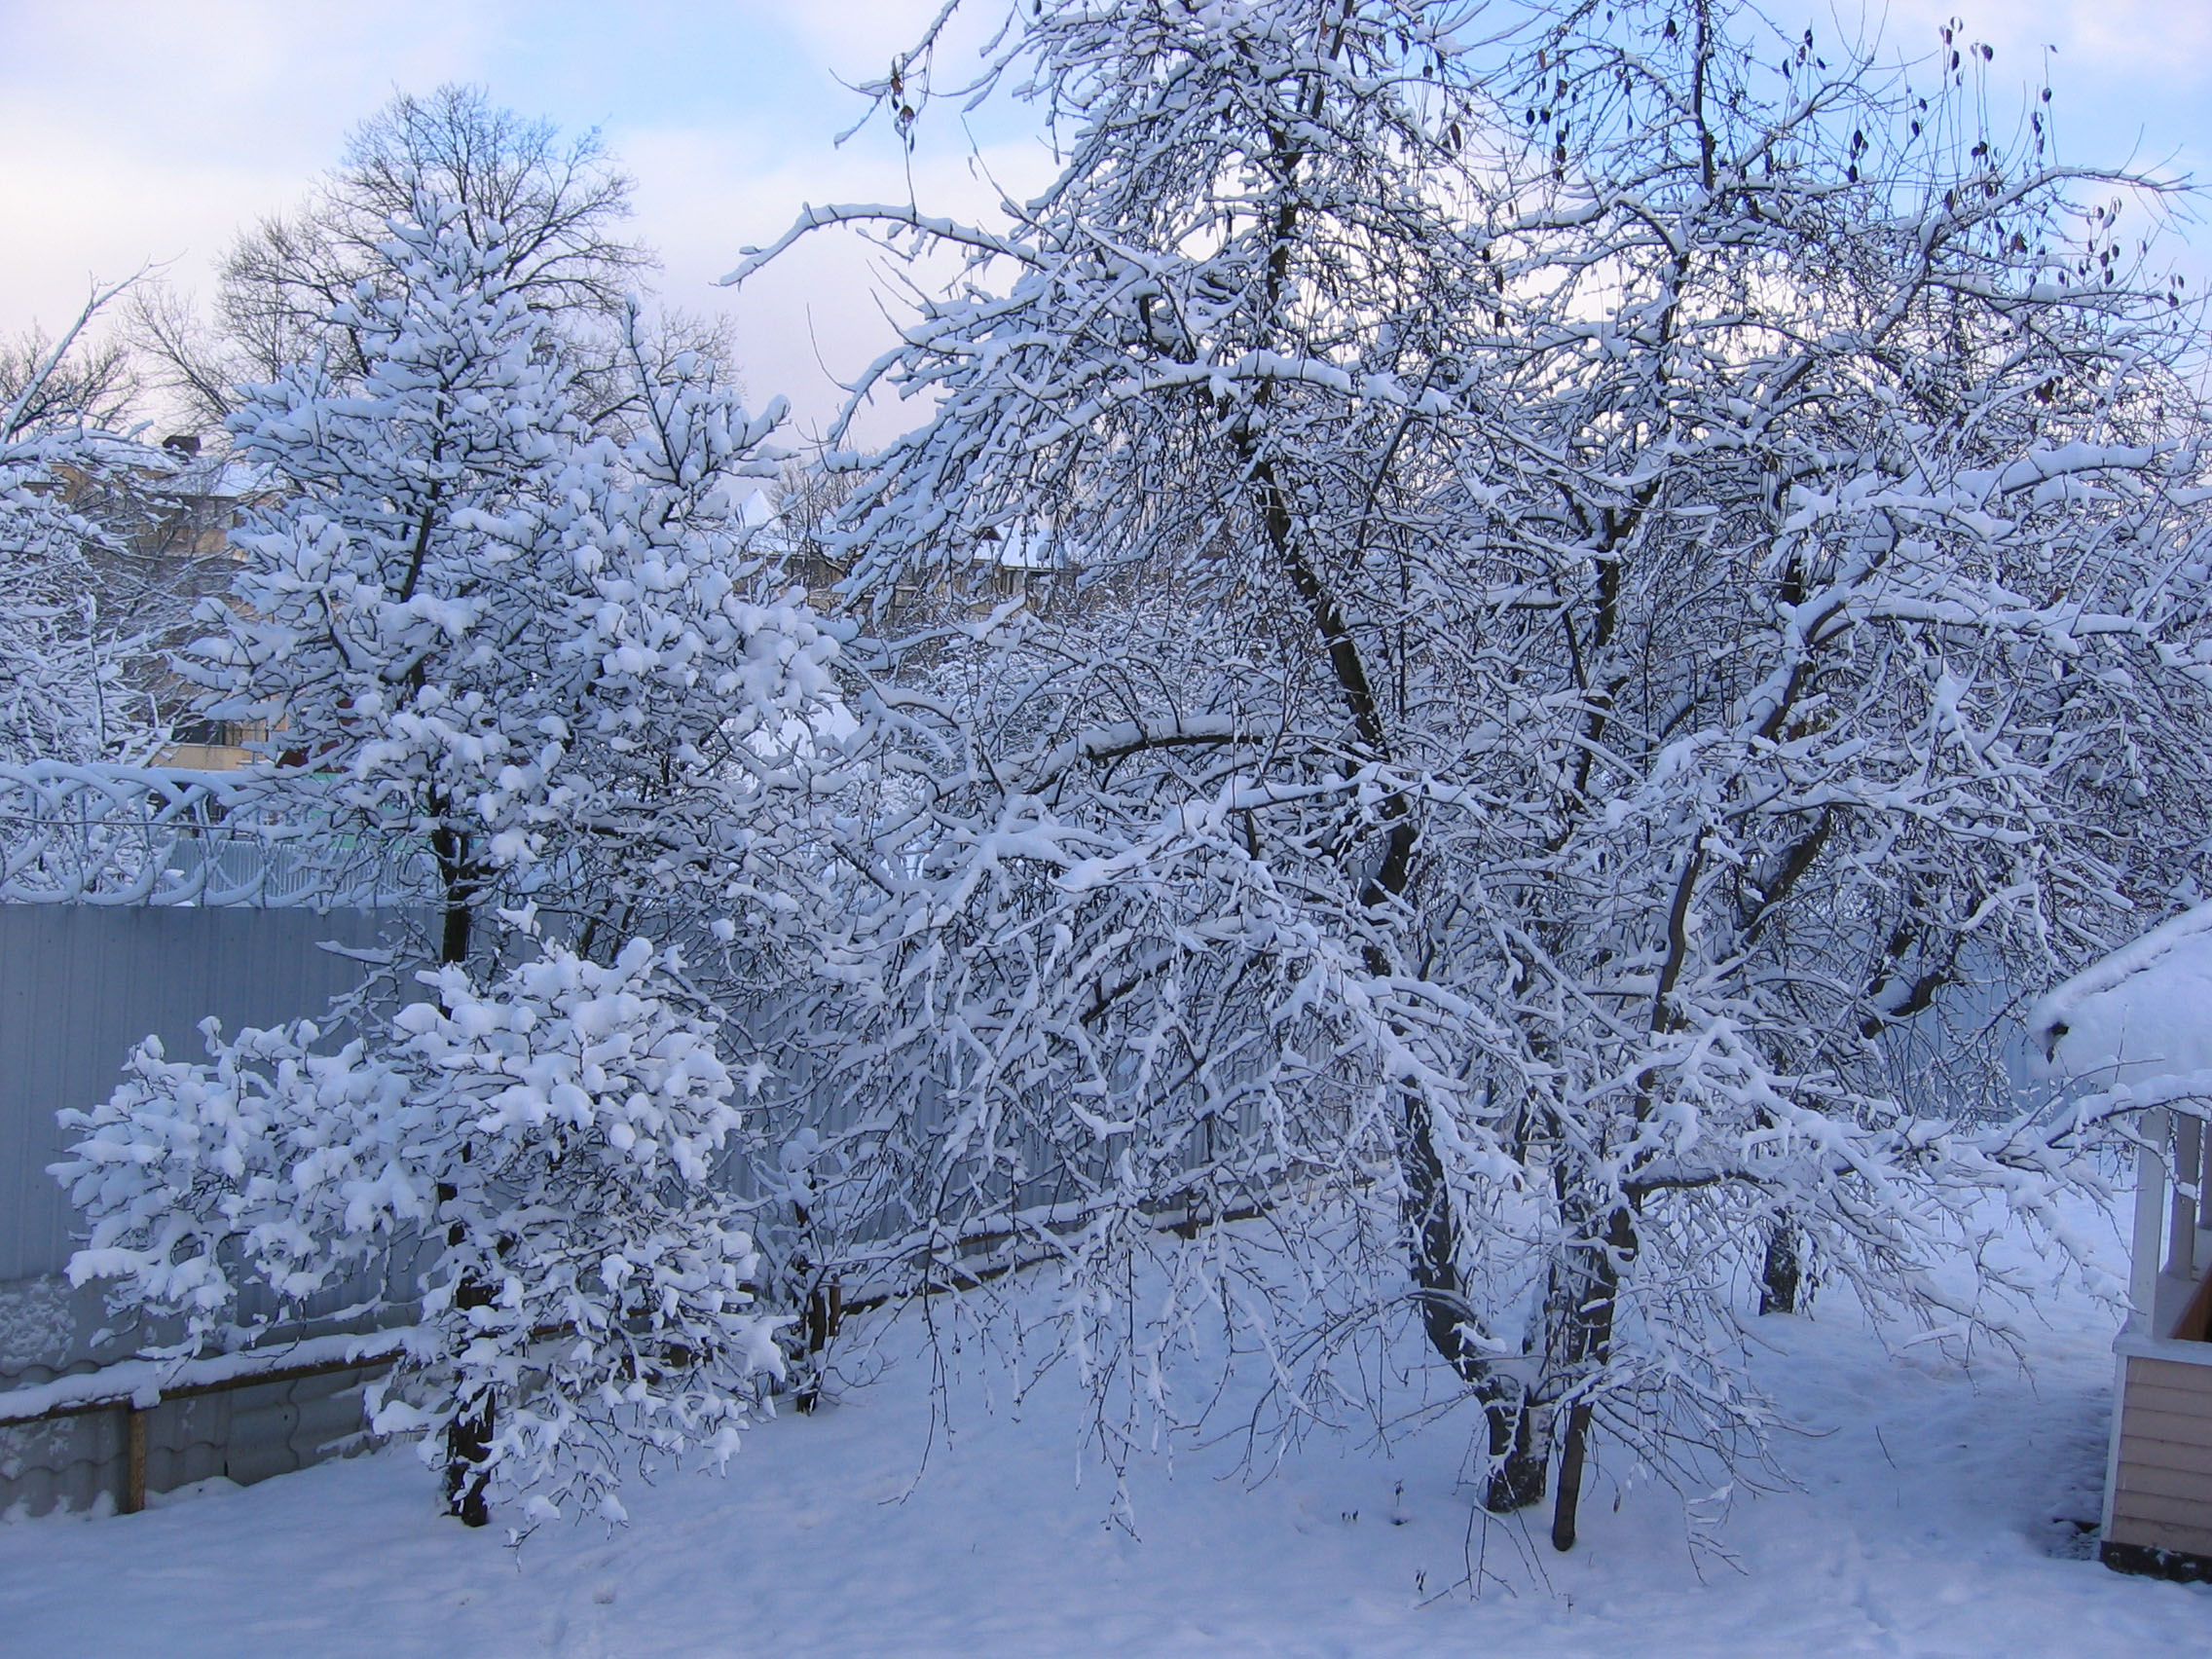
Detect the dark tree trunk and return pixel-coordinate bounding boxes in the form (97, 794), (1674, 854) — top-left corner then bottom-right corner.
(1235, 78), (1539, 1506)
(786, 1194), (843, 1416)
(440, 1259), (498, 1526)
(430, 821), (476, 972)
(1550, 1203), (1635, 1551)
(1402, 1088), (1545, 1510)
(430, 829), (493, 1522)
(1244, 436), (1546, 1510)
(1550, 1398), (1596, 1551)
(442, 1394), (494, 1526)
(1759, 1219), (1804, 1316)
(793, 1278), (843, 1415)
(1482, 1376), (1547, 1513)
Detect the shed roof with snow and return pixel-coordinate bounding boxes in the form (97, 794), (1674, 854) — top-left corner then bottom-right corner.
(2035, 902), (2212, 1579)
(2031, 902), (2212, 1092)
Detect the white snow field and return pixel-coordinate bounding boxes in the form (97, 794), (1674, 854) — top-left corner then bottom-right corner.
(5, 1211), (2210, 1658)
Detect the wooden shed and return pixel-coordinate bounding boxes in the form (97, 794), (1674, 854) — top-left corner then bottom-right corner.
(2106, 1108), (2212, 1577)
(2032, 902), (2212, 1580)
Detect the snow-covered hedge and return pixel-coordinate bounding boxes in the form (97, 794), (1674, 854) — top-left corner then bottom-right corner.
(54, 936), (784, 1530)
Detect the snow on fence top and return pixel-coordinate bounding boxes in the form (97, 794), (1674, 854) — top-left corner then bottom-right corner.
(2031, 901), (2212, 1102)
(0, 761), (433, 907)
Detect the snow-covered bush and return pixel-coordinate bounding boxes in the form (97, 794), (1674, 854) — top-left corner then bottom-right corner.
(54, 936), (783, 1531)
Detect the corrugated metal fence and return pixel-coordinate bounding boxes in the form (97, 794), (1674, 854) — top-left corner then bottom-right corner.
(0, 903), (407, 1516)
(1, 904), (398, 1285)
(0, 789), (418, 1516)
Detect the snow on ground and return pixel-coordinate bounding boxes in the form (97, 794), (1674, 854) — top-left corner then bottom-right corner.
(6, 1210), (2211, 1657)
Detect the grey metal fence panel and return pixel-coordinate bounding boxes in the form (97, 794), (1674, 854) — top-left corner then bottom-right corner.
(0, 762), (436, 908)
(0, 903), (418, 1514)
(0, 904), (401, 1285)
(0, 1363), (383, 1519)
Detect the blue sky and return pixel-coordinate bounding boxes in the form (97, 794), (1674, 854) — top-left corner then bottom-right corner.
(2, 1), (2205, 435)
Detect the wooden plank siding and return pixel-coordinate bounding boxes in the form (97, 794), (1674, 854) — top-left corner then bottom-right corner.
(2117, 1461), (2212, 1503)
(2121, 1383), (2212, 1420)
(2111, 1352), (2212, 1557)
(2118, 1405), (2212, 1446)
(2123, 1362), (2212, 1406)
(2118, 1436), (2212, 1478)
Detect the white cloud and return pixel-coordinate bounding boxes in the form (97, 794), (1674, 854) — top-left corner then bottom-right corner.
(0, 1), (505, 333)
(1, 0), (2201, 437)
(1862, 0), (2212, 82)
(625, 112), (1056, 436)
(0, 0), (1035, 436)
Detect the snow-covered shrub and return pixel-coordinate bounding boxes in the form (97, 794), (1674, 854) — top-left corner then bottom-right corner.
(54, 937), (784, 1531)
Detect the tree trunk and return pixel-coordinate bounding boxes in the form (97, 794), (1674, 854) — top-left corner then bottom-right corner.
(1550, 1399), (1596, 1552)
(432, 840), (491, 1527)
(443, 1388), (494, 1528)
(1759, 1218), (1804, 1316)
(1244, 437), (1544, 1509)
(1550, 1203), (1635, 1551)
(436, 1178), (497, 1526)
(430, 821), (476, 971)
(1401, 1088), (1545, 1509)
(794, 1278), (843, 1415)
(1235, 81), (1538, 1502)
(1482, 1376), (1547, 1513)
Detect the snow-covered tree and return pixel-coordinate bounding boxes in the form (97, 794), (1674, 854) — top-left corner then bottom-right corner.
(0, 453), (114, 765)
(54, 936), (784, 1532)
(135, 85), (732, 438)
(0, 315), (135, 431)
(189, 176), (835, 974)
(65, 168), (841, 1529)
(735, 0), (2212, 1548)
(0, 282), (166, 765)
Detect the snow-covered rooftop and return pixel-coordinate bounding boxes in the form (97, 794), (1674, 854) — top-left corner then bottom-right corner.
(2030, 901), (2212, 1091)
(736, 486), (776, 530)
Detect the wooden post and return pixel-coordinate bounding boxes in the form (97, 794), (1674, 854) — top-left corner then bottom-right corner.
(2173, 1114), (2203, 1281)
(122, 1405), (147, 1515)
(2199, 1114), (2212, 1235)
(2132, 1109), (2170, 1336)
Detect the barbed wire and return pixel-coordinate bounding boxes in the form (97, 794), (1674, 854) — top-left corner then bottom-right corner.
(0, 762), (438, 907)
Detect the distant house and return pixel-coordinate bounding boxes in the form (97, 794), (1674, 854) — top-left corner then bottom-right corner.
(766, 490), (1072, 621)
(2032, 904), (2212, 1580)
(51, 433), (275, 769)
